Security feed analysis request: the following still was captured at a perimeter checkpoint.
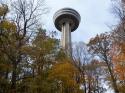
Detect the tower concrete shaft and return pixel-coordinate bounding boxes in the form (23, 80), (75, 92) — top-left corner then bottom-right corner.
(61, 21), (72, 56)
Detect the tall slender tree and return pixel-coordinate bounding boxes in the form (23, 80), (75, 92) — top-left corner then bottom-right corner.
(88, 33), (119, 93)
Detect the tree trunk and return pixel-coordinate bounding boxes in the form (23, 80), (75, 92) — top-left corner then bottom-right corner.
(107, 64), (119, 93)
(11, 62), (17, 93)
(88, 79), (92, 93)
(105, 57), (119, 93)
(5, 69), (9, 79)
(82, 71), (87, 93)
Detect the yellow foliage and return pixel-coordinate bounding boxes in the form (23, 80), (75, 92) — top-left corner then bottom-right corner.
(0, 4), (8, 16)
(49, 60), (79, 88)
(112, 43), (125, 81)
(0, 20), (16, 31)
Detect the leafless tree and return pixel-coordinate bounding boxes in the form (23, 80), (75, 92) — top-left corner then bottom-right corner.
(72, 42), (93, 93)
(11, 0), (49, 40)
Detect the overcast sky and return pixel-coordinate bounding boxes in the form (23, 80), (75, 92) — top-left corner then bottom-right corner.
(42, 0), (119, 43)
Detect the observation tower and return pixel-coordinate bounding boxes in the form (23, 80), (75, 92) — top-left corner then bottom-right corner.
(53, 8), (81, 56)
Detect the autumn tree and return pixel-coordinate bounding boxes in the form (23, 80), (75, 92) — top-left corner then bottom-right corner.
(11, 0), (48, 92)
(0, 0), (48, 92)
(110, 0), (125, 92)
(88, 33), (119, 93)
(16, 28), (59, 93)
(0, 4), (17, 93)
(48, 56), (83, 93)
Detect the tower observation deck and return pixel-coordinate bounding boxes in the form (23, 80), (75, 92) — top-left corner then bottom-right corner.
(53, 8), (81, 56)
